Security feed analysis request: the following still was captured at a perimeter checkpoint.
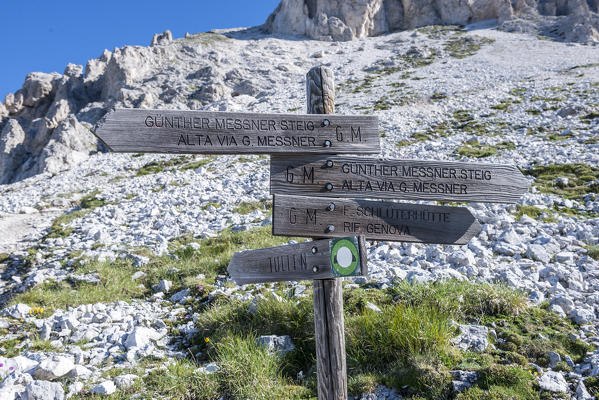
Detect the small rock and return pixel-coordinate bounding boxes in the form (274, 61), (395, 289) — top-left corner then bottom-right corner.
(555, 252), (575, 264)
(256, 335), (295, 357)
(68, 364), (92, 379)
(91, 380), (116, 395)
(114, 374), (138, 390)
(69, 273), (101, 284)
(154, 279), (172, 293)
(150, 30), (173, 46)
(170, 289), (190, 303)
(452, 324), (488, 352)
(130, 255), (149, 267)
(571, 308), (596, 325)
(538, 371), (568, 393)
(547, 351), (561, 369)
(124, 326), (163, 349)
(131, 271), (146, 280)
(4, 303), (32, 319)
(19, 206), (38, 214)
(26, 380), (65, 400)
(452, 370), (478, 392)
(527, 244), (550, 263)
(197, 362), (220, 374)
(365, 302), (382, 313)
(67, 382), (83, 398)
(549, 304), (566, 317)
(33, 356), (75, 380)
(311, 50), (325, 58)
(576, 380), (593, 399)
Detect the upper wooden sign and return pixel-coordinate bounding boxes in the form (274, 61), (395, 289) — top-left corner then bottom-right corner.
(271, 155), (530, 203)
(227, 236), (367, 285)
(93, 109), (379, 154)
(272, 195), (481, 244)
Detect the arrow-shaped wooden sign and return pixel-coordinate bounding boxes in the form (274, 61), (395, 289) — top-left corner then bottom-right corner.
(227, 236), (367, 285)
(93, 109), (379, 154)
(272, 195), (482, 244)
(270, 155), (530, 203)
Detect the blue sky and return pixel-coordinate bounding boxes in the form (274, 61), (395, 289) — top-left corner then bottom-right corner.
(0, 1), (281, 100)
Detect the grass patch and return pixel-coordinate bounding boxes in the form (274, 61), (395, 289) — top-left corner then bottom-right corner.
(15, 225), (302, 311)
(491, 98), (521, 112)
(587, 245), (599, 261)
(46, 191), (108, 238)
(136, 156), (190, 176)
(581, 111), (599, 121)
(232, 199), (272, 215)
(522, 163), (599, 200)
(214, 336), (309, 399)
(182, 32), (231, 47)
(11, 258), (145, 311)
(456, 141), (497, 158)
(180, 156), (215, 171)
(457, 365), (537, 399)
(586, 377), (599, 397)
(444, 36), (495, 59)
(146, 225), (302, 293)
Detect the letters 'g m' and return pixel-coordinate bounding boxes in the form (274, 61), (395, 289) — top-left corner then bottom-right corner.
(289, 207), (297, 224)
(336, 126), (343, 141)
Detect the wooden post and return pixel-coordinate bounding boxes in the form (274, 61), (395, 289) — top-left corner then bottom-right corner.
(307, 66), (348, 400)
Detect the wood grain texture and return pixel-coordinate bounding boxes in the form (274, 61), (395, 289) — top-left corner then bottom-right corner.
(227, 237), (366, 285)
(93, 108), (379, 154)
(227, 239), (332, 285)
(308, 66), (348, 400)
(313, 279), (348, 400)
(271, 155), (530, 203)
(273, 194), (482, 244)
(313, 279), (333, 400)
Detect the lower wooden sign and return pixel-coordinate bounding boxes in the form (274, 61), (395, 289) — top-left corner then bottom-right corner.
(227, 236), (367, 285)
(273, 194), (482, 244)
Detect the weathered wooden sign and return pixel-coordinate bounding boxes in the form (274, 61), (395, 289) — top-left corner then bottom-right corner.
(227, 236), (367, 285)
(272, 194), (481, 244)
(93, 109), (379, 154)
(270, 155), (529, 203)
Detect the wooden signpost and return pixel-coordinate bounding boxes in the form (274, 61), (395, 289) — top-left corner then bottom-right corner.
(93, 109), (379, 154)
(272, 194), (482, 244)
(93, 64), (530, 400)
(227, 236), (367, 284)
(271, 155), (529, 203)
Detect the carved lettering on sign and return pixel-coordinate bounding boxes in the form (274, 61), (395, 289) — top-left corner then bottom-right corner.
(94, 109), (380, 154)
(270, 156), (529, 203)
(273, 195), (482, 244)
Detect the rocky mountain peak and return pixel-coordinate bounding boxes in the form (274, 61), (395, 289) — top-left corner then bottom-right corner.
(264, 0), (599, 43)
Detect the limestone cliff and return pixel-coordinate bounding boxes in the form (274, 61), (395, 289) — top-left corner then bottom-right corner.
(264, 0), (599, 43)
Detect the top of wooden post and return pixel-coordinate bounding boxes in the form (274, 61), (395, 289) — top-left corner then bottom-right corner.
(307, 66), (335, 115)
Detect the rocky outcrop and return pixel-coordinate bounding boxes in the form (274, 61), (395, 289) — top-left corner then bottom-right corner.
(150, 30), (173, 46)
(264, 0), (599, 43)
(0, 64), (101, 184)
(0, 37), (173, 184)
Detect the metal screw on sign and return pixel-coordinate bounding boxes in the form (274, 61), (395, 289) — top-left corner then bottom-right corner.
(328, 203), (335, 211)
(322, 119), (330, 127)
(327, 225), (335, 233)
(312, 266), (319, 273)
(325, 183), (334, 191)
(311, 246), (318, 254)
(323, 140), (332, 147)
(326, 160), (334, 168)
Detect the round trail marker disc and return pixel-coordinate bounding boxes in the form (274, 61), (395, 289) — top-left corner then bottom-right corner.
(330, 238), (359, 276)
